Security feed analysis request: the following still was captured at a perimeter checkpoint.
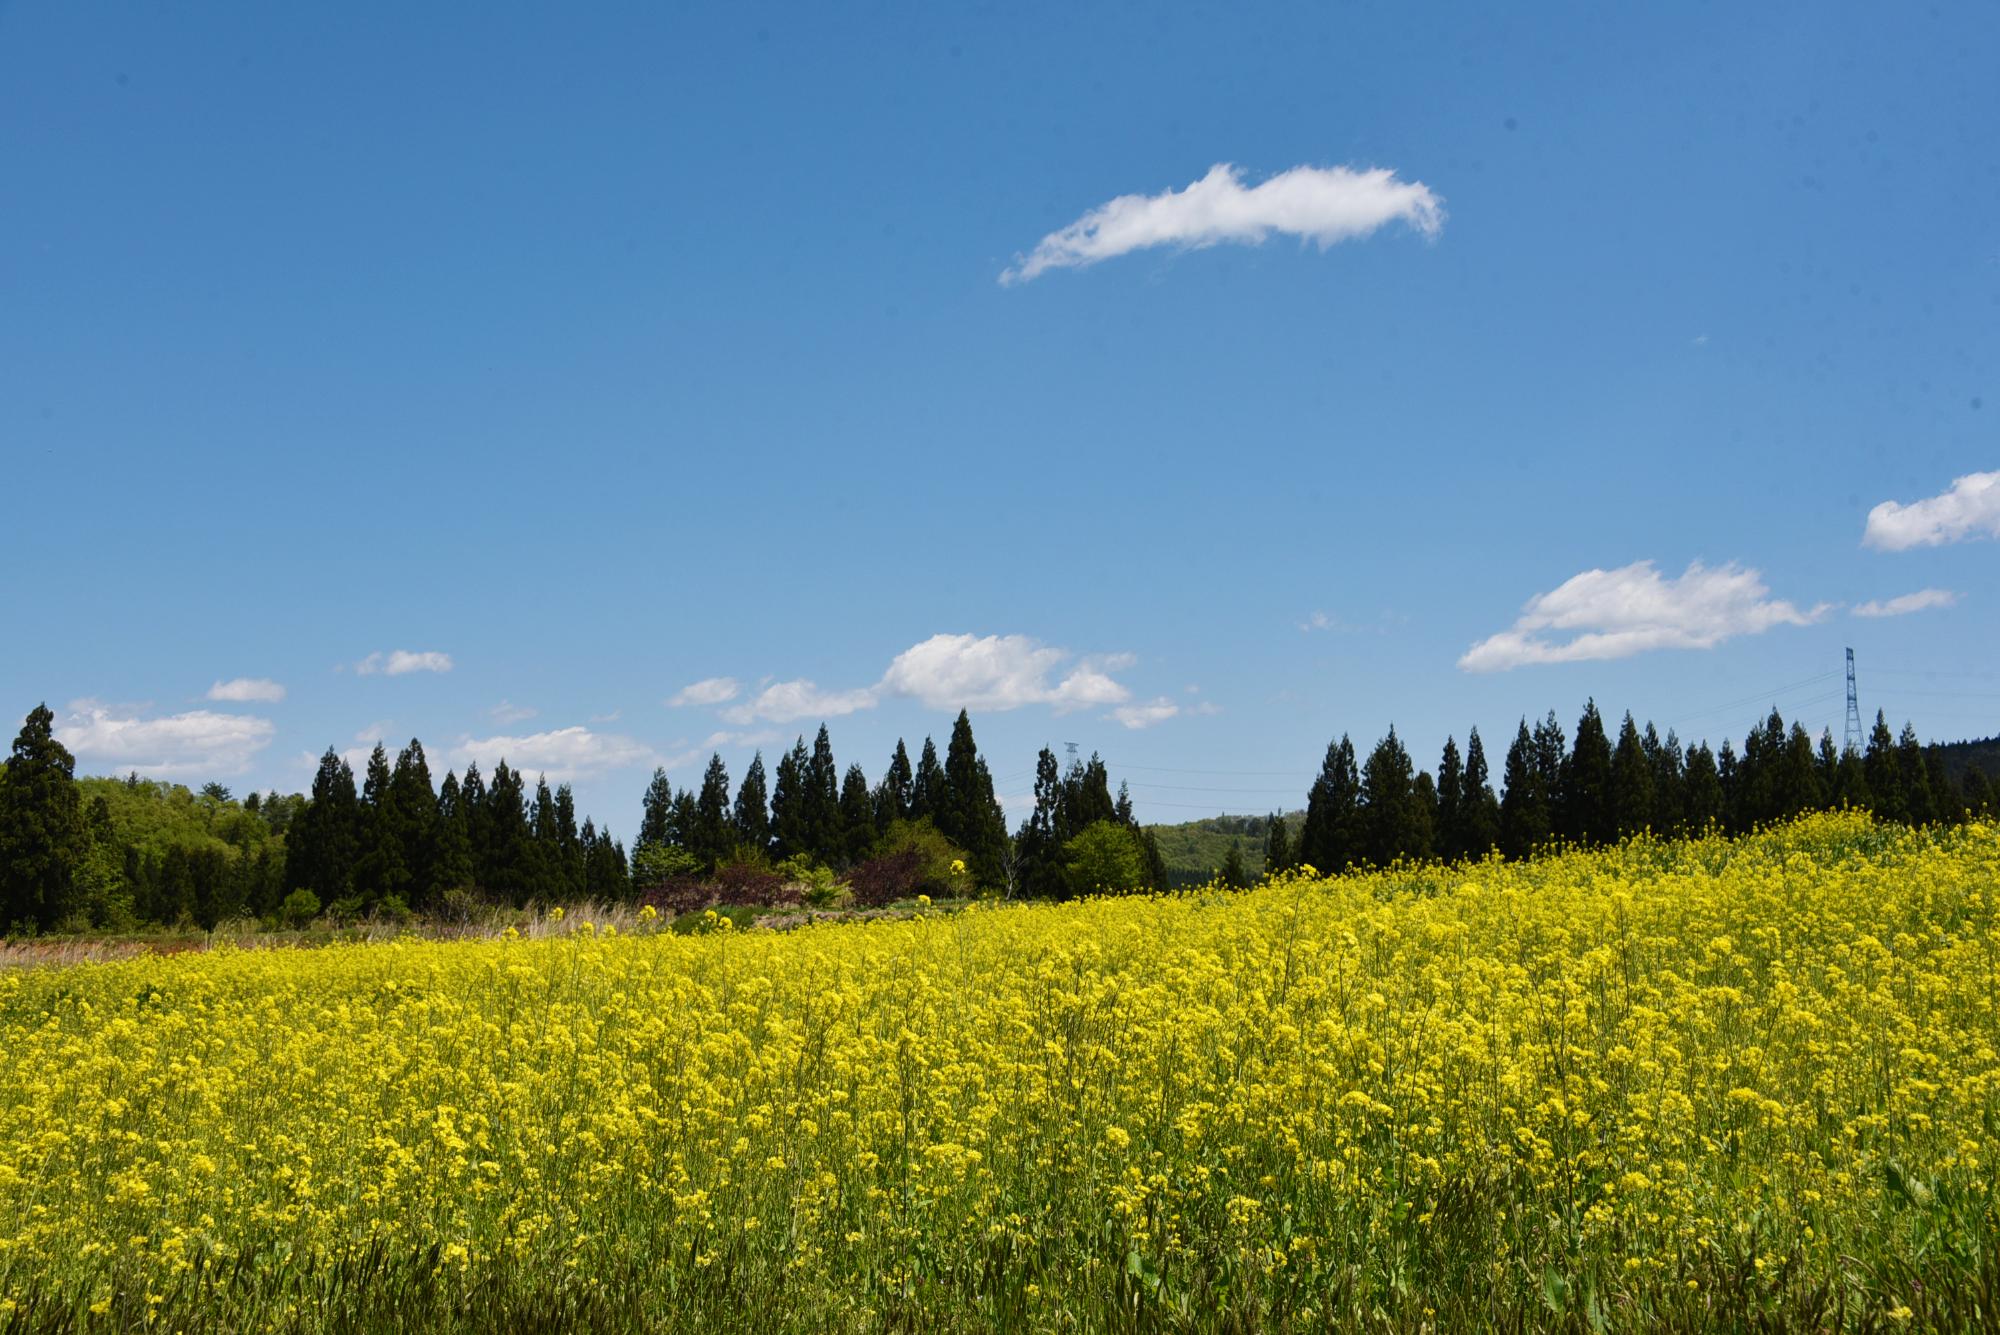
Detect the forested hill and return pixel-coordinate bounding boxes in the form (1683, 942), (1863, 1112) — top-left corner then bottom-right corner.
(1932, 734), (2000, 785)
(1145, 811), (1303, 888)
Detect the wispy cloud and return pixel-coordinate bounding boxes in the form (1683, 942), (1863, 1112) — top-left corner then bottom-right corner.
(1002, 162), (1443, 284)
(206, 677), (285, 703)
(668, 677), (741, 708)
(489, 700), (538, 724)
(54, 699), (276, 778)
(1459, 560), (1828, 672)
(1852, 588), (1959, 618)
(1864, 470), (2000, 550)
(703, 728), (783, 750)
(356, 649), (454, 677)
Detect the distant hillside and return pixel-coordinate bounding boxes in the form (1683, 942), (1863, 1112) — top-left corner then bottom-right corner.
(1933, 735), (2000, 785)
(1145, 811), (1302, 888)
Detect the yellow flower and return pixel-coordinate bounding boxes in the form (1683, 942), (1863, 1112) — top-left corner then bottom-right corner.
(0, 811), (1988, 1327)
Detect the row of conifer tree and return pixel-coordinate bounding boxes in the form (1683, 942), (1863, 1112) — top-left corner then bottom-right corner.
(1270, 702), (1993, 876)
(630, 712), (1012, 886)
(628, 715), (1169, 901)
(3, 696), (1993, 931)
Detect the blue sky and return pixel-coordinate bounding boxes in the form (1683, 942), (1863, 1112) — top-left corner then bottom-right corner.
(4, 1), (1996, 838)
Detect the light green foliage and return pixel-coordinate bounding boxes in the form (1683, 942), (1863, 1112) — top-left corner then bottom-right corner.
(279, 887), (321, 927)
(1061, 819), (1149, 896)
(774, 854), (850, 909)
(873, 817), (972, 896)
(630, 841), (699, 887)
(1144, 811), (1299, 887)
(68, 776), (288, 928)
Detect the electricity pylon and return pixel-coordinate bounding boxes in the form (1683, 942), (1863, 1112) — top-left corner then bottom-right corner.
(1843, 647), (1863, 755)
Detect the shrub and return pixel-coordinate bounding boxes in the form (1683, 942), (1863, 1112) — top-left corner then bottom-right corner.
(372, 894), (414, 926)
(712, 861), (796, 908)
(846, 848), (925, 908)
(775, 855), (850, 909)
(435, 885), (482, 924)
(638, 876), (712, 918)
(324, 896), (367, 925)
(1062, 821), (1150, 897)
(631, 842), (700, 890)
(279, 888), (321, 928)
(872, 818), (973, 898)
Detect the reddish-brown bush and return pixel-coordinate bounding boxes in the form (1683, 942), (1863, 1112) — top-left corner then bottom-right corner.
(845, 849), (925, 908)
(712, 862), (799, 908)
(638, 877), (712, 917)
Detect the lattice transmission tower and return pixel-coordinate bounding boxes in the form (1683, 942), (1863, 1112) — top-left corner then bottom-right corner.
(1843, 647), (1863, 755)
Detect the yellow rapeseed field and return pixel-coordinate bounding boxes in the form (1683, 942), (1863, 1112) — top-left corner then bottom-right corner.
(0, 812), (1995, 1331)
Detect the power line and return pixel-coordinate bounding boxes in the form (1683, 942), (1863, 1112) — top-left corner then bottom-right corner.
(1666, 669), (1842, 729)
(1101, 760), (1317, 777)
(1870, 666), (2000, 681)
(1123, 780), (1304, 794)
(1866, 687), (2000, 701)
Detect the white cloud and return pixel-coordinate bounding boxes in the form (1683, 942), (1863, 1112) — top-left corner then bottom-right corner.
(354, 721), (393, 743)
(1109, 698), (1181, 730)
(55, 700), (276, 778)
(449, 726), (659, 782)
(1852, 588), (1959, 618)
(490, 700), (538, 724)
(688, 634), (1172, 727)
(1002, 162), (1444, 284)
(879, 634), (1132, 713)
(356, 649), (454, 676)
(1864, 471), (2000, 550)
(1459, 560), (1828, 672)
(719, 680), (879, 726)
(206, 677), (285, 703)
(668, 677), (741, 708)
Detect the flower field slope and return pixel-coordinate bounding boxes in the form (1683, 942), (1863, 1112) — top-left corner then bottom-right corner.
(1, 813), (1996, 1332)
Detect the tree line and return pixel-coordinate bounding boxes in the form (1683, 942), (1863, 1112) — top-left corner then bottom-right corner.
(630, 712), (1007, 886)
(623, 712), (1169, 898)
(1272, 701), (1995, 876)
(0, 704), (630, 932)
(285, 740), (631, 917)
(3, 694), (1995, 933)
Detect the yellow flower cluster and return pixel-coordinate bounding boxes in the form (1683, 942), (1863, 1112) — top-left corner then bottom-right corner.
(0, 813), (1993, 1329)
